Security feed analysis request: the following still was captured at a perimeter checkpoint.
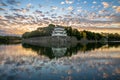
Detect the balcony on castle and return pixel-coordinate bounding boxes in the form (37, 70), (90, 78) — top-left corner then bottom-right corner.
(52, 26), (67, 37)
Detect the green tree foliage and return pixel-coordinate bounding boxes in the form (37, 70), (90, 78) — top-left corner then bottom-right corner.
(82, 30), (104, 41)
(65, 27), (82, 40)
(82, 32), (86, 39)
(22, 32), (30, 39)
(0, 36), (21, 44)
(108, 33), (120, 41)
(22, 24), (55, 38)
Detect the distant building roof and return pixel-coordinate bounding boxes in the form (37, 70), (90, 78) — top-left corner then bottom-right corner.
(52, 26), (67, 36)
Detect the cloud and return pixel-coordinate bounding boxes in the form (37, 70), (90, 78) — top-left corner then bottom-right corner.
(0, 2), (7, 6)
(44, 11), (49, 15)
(51, 13), (57, 18)
(83, 1), (87, 4)
(64, 15), (72, 18)
(112, 6), (120, 13)
(33, 10), (44, 17)
(0, 16), (3, 19)
(61, 1), (65, 4)
(0, 0), (120, 36)
(65, 0), (73, 4)
(10, 8), (22, 12)
(43, 17), (49, 20)
(93, 1), (97, 4)
(61, 8), (66, 11)
(115, 6), (120, 13)
(0, 8), (6, 11)
(110, 15), (120, 22)
(51, 6), (58, 10)
(7, 0), (20, 5)
(91, 6), (95, 9)
(112, 6), (117, 9)
(0, 29), (9, 36)
(0, 19), (8, 26)
(98, 10), (103, 14)
(39, 4), (42, 8)
(21, 8), (29, 13)
(34, 10), (42, 14)
(27, 3), (32, 8)
(102, 2), (109, 8)
(4, 15), (15, 20)
(77, 9), (82, 12)
(13, 13), (26, 19)
(67, 6), (74, 11)
(10, 8), (29, 13)
(58, 16), (62, 19)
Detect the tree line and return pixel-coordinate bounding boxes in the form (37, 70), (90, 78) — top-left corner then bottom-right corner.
(0, 36), (21, 44)
(22, 24), (120, 41)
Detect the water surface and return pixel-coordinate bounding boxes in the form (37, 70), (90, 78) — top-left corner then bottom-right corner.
(0, 42), (120, 80)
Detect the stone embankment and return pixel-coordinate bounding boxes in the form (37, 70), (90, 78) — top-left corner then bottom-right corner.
(22, 36), (77, 48)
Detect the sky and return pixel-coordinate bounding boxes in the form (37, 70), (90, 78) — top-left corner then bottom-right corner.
(0, 0), (120, 36)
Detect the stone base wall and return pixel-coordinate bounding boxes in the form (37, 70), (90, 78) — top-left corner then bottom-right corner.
(22, 36), (77, 48)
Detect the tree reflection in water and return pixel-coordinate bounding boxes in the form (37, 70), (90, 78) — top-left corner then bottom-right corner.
(22, 42), (120, 59)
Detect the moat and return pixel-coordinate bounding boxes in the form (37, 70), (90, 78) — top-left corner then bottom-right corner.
(0, 42), (120, 80)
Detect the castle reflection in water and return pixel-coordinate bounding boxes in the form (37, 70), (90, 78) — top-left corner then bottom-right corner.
(22, 42), (120, 59)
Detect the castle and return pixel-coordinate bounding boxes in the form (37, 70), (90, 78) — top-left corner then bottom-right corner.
(52, 26), (67, 37)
